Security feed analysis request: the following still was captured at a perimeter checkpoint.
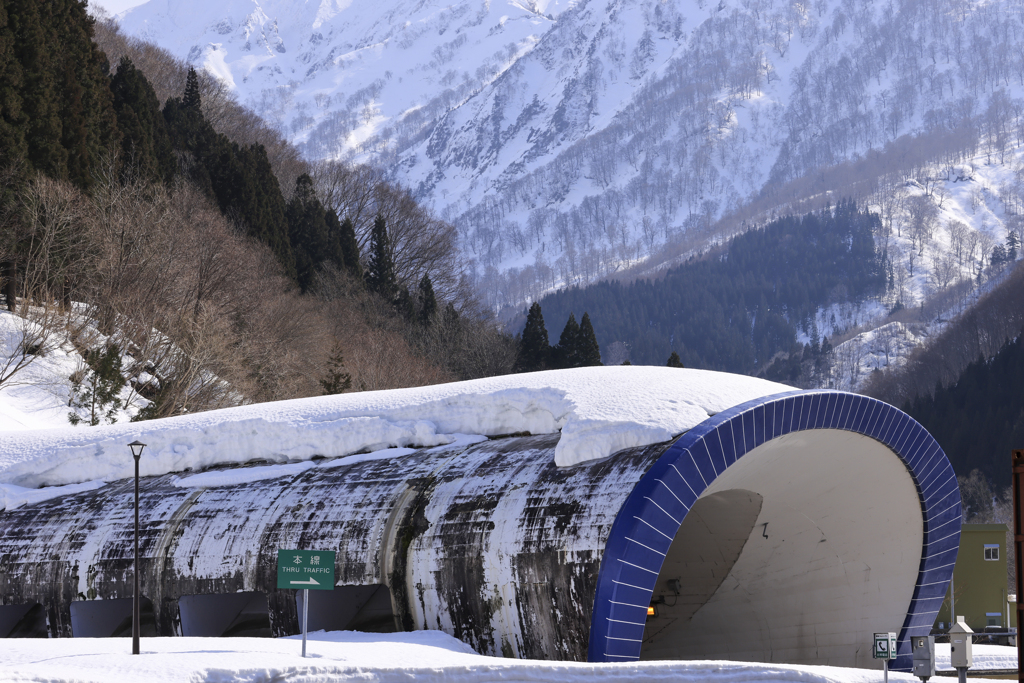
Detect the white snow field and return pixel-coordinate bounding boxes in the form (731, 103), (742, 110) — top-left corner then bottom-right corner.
(2, 630), (1011, 683)
(0, 366), (790, 501)
(935, 642), (1019, 672)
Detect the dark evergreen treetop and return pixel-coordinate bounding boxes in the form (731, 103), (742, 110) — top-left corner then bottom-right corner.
(4, 0), (119, 190)
(319, 343), (352, 395)
(554, 313), (580, 369)
(418, 273), (437, 326)
(110, 56), (175, 184)
(329, 213), (362, 279)
(577, 312), (602, 367)
(514, 301), (550, 373)
(287, 173), (336, 292)
(340, 215), (362, 279)
(365, 214), (397, 301)
(182, 65), (201, 114)
(667, 351), (684, 368)
(395, 286), (415, 321)
(0, 0), (27, 172)
(163, 90), (296, 278)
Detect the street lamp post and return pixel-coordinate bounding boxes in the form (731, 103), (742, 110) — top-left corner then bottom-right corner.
(128, 440), (146, 655)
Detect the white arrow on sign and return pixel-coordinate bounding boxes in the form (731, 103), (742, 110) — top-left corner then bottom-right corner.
(290, 578), (320, 586)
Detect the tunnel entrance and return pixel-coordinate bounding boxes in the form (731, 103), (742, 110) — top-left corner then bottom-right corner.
(639, 429), (923, 668)
(0, 602), (48, 637)
(296, 584), (397, 633)
(70, 597), (157, 637)
(178, 592), (272, 637)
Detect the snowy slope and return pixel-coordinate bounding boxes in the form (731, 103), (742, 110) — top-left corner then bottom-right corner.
(0, 365), (790, 497)
(0, 310), (146, 431)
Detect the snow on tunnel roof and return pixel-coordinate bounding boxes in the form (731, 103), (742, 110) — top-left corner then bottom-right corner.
(0, 367), (791, 500)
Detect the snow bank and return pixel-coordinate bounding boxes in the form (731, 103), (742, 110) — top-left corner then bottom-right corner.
(0, 367), (791, 495)
(0, 630), (931, 683)
(0, 480), (106, 511)
(935, 642), (1018, 671)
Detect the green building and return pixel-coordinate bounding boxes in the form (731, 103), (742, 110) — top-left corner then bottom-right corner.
(935, 524), (1015, 632)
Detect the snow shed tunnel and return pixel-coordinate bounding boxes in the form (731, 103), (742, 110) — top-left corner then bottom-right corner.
(0, 390), (959, 672)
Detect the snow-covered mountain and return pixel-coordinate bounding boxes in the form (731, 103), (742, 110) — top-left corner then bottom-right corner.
(102, 0), (1024, 315)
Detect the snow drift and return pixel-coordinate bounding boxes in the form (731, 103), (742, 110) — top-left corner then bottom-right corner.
(0, 366), (790, 497)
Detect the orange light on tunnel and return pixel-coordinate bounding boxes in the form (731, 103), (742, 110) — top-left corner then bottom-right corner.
(647, 605), (658, 618)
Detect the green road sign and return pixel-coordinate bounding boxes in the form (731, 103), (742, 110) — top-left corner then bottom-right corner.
(277, 549), (336, 590)
(873, 631), (897, 660)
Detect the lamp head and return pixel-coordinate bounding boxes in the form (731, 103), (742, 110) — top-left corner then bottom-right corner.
(128, 440), (146, 461)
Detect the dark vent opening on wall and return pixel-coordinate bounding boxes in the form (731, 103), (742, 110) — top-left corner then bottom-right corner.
(70, 597), (157, 637)
(296, 584), (396, 633)
(178, 592), (272, 637)
(0, 602), (48, 637)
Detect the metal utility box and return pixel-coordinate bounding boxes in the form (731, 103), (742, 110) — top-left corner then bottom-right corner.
(911, 634), (935, 680)
(949, 615), (974, 669)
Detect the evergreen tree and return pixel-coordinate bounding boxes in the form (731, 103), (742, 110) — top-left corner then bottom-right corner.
(395, 286), (415, 320)
(577, 312), (602, 366)
(68, 344), (126, 426)
(667, 351), (684, 368)
(1007, 231), (1019, 261)
(330, 213), (362, 279)
(365, 214), (397, 301)
(418, 273), (437, 326)
(0, 1), (26, 172)
(12, 0), (66, 181)
(5, 0), (118, 190)
(992, 244), (1009, 266)
(182, 66), (201, 114)
(319, 343), (352, 395)
(109, 56), (175, 184)
(554, 313), (581, 369)
(58, 0), (121, 191)
(514, 302), (550, 372)
(164, 83), (296, 278)
(286, 173), (333, 292)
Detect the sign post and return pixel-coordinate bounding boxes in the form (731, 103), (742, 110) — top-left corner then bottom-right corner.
(1011, 449), (1024, 683)
(277, 550), (336, 657)
(873, 632), (897, 683)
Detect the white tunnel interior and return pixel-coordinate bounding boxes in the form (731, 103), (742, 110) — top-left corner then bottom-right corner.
(639, 429), (923, 668)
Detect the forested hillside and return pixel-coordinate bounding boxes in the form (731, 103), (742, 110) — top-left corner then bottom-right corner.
(0, 0), (513, 425)
(537, 201), (883, 371)
(903, 333), (1024, 491)
(864, 259), (1024, 404)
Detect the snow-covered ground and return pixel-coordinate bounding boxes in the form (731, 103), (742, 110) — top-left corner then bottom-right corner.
(0, 630), (1011, 683)
(0, 308), (149, 431)
(935, 642), (1019, 672)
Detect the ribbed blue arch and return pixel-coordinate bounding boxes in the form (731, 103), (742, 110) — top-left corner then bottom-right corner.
(586, 390), (961, 672)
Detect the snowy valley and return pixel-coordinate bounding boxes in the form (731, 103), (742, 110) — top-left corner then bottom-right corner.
(90, 0), (1024, 394)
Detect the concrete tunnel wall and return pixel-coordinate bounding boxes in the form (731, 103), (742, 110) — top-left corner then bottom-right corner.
(0, 389), (959, 672)
(0, 432), (668, 659)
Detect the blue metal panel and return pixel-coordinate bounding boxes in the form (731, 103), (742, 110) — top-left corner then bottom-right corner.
(587, 390), (961, 673)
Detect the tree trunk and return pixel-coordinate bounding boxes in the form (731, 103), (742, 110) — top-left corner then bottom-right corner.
(2, 261), (16, 312)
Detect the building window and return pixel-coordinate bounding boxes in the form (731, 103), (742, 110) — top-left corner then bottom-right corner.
(986, 613), (1002, 627)
(984, 544), (1000, 561)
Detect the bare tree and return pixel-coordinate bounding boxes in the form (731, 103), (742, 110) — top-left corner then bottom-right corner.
(907, 194), (939, 255)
